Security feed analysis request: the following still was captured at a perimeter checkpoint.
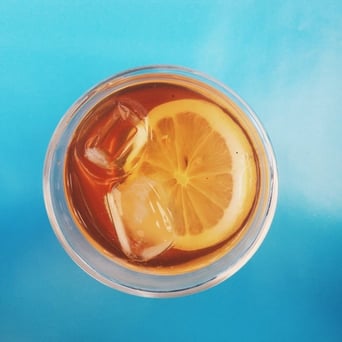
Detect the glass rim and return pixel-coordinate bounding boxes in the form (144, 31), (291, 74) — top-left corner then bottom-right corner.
(43, 64), (278, 298)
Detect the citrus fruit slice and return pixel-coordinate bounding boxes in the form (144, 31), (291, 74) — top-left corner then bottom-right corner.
(136, 98), (258, 251)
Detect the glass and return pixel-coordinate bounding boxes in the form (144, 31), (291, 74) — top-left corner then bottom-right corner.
(43, 65), (278, 297)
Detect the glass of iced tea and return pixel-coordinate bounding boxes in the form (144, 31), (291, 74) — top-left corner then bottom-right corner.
(43, 65), (278, 297)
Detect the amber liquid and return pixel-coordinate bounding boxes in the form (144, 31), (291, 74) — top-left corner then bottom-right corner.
(65, 82), (259, 274)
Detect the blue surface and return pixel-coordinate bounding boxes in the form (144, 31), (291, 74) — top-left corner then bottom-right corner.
(1, 1), (341, 341)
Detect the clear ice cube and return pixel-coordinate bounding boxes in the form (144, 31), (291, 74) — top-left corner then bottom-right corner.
(83, 98), (149, 177)
(105, 176), (175, 262)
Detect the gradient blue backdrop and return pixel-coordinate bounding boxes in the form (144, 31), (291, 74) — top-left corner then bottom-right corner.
(1, 1), (341, 341)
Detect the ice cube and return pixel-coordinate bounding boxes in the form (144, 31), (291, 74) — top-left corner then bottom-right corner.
(83, 99), (149, 177)
(105, 176), (174, 262)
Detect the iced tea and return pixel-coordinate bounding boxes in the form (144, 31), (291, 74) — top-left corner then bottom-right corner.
(64, 80), (259, 274)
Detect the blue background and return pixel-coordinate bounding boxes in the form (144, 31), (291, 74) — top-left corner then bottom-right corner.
(1, 1), (341, 341)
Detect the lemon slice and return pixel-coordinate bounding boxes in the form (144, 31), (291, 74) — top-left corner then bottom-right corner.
(137, 98), (257, 251)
